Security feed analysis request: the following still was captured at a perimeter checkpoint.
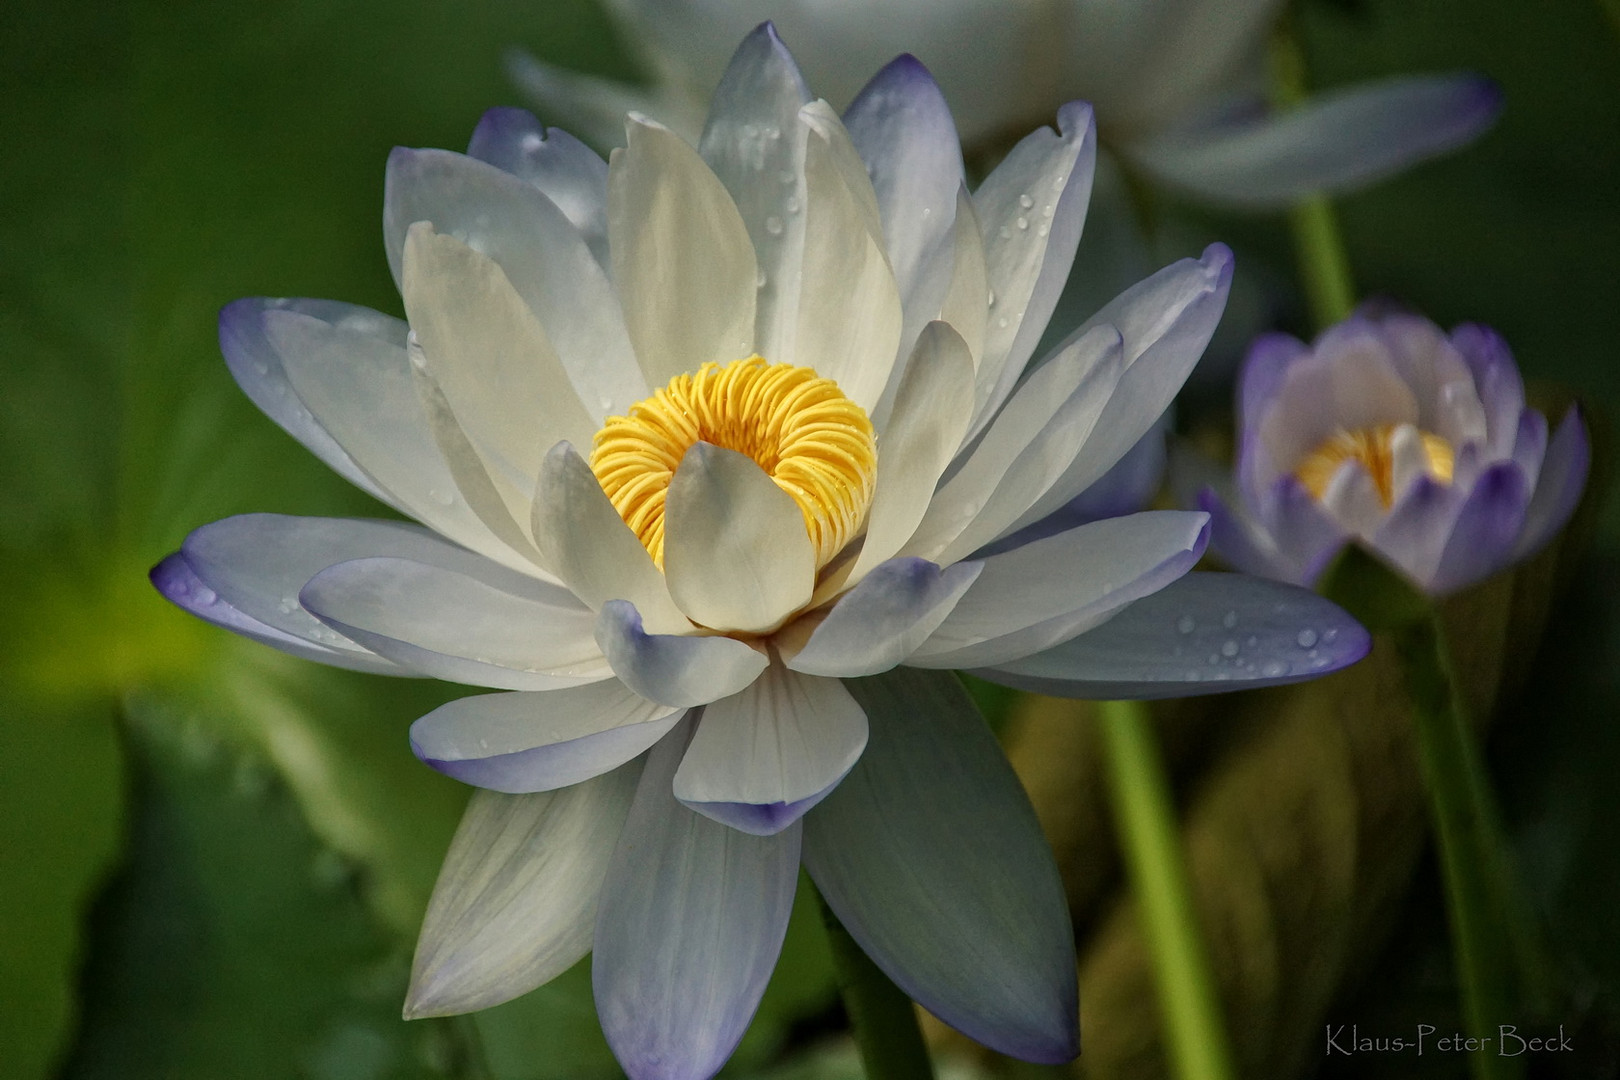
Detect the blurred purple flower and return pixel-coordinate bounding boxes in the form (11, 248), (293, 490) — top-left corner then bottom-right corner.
(1195, 312), (1588, 594)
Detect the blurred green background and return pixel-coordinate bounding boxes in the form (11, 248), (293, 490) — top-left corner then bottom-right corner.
(1, 1), (1617, 1078)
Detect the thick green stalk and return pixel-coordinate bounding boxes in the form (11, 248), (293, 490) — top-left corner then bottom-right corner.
(1393, 615), (1524, 1080)
(815, 886), (936, 1080)
(1270, 25), (1357, 330)
(1099, 699), (1237, 1080)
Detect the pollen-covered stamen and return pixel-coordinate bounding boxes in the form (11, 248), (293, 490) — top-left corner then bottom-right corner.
(1295, 423), (1456, 507)
(589, 356), (878, 569)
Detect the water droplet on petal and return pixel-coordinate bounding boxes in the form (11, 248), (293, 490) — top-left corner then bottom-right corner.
(1019, 193), (1034, 209)
(1220, 639), (1239, 657)
(278, 597), (297, 615)
(1176, 614), (1196, 634)
(252, 360), (270, 376)
(998, 225), (1012, 240)
(765, 216), (784, 236)
(987, 289), (997, 307)
(1322, 627), (1338, 643)
(1016, 216), (1029, 230)
(430, 488), (455, 506)
(785, 195), (800, 214)
(1296, 628), (1319, 648)
(756, 269), (768, 289)
(194, 583), (217, 606)
(1037, 223), (1049, 237)
(1222, 610), (1238, 629)
(996, 316), (1009, 328)
(1262, 659), (1290, 677)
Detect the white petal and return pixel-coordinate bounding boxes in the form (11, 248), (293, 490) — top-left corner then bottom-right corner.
(909, 325), (1124, 566)
(910, 511), (1210, 668)
(674, 667), (868, 834)
(409, 686), (683, 793)
(968, 101), (1096, 440)
(849, 321), (977, 581)
(401, 223), (596, 487)
(386, 148), (645, 419)
(663, 444), (815, 634)
(595, 600), (769, 708)
(218, 297), (398, 506)
(609, 116), (757, 387)
(784, 558), (982, 678)
(300, 556), (609, 691)
(1126, 75), (1501, 208)
(531, 443), (689, 634)
(264, 308), (533, 571)
(593, 718), (800, 1080)
(697, 24), (812, 366)
(405, 767), (638, 1017)
(792, 105), (903, 411)
(1009, 243), (1233, 532)
(802, 667), (1077, 1062)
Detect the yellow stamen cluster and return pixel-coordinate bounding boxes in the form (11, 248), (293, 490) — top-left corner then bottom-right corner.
(1295, 423), (1455, 507)
(589, 356), (878, 569)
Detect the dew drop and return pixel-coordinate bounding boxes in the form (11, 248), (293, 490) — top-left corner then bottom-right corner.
(1176, 614), (1196, 635)
(921, 206), (932, 217)
(1322, 627), (1338, 643)
(193, 583), (217, 606)
(1261, 659), (1290, 678)
(742, 123), (759, 139)
(763, 125), (780, 141)
(1037, 223), (1049, 237)
(998, 225), (1012, 240)
(755, 269), (768, 289)
(1246, 635), (1258, 647)
(1222, 610), (1238, 629)
(252, 360), (270, 377)
(778, 169), (795, 184)
(1296, 628), (1319, 649)
(1019, 193), (1034, 209)
(987, 289), (997, 307)
(1207, 653), (1221, 666)
(785, 195), (800, 214)
(996, 316), (1009, 328)
(1016, 216), (1029, 230)
(765, 216), (784, 236)
(430, 488), (456, 506)
(1220, 638), (1239, 658)
(278, 597), (298, 615)
(1043, 202), (1055, 217)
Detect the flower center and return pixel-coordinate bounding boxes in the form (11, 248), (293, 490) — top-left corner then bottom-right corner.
(589, 356), (878, 569)
(1294, 423), (1455, 508)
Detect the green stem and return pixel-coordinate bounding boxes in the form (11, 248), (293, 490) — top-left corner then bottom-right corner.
(1393, 614), (1523, 1080)
(1270, 24), (1357, 331)
(1098, 699), (1237, 1080)
(815, 886), (936, 1080)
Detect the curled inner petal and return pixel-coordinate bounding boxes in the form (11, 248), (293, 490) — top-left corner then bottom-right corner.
(590, 356), (877, 569)
(1295, 423), (1454, 507)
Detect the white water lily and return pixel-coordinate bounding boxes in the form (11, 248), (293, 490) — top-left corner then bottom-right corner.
(154, 27), (1369, 1079)
(513, 0), (1500, 209)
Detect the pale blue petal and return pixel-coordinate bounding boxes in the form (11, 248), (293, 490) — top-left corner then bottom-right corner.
(594, 719), (800, 1080)
(595, 600), (769, 708)
(1127, 75), (1502, 207)
(409, 686), (684, 793)
(802, 667), (1077, 1063)
(786, 558), (982, 678)
(1428, 461), (1531, 594)
(973, 572), (1370, 698)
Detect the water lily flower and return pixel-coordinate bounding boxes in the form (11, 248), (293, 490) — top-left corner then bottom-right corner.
(1191, 311), (1589, 594)
(153, 27), (1369, 1079)
(513, 0), (1500, 209)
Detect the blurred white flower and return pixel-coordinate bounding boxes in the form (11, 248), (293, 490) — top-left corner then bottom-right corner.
(513, 0), (1500, 209)
(1191, 311), (1589, 594)
(155, 27), (1369, 1080)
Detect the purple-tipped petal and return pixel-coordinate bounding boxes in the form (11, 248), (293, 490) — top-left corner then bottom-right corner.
(785, 558), (982, 678)
(406, 768), (639, 1018)
(1428, 461), (1532, 594)
(803, 667), (1077, 1063)
(973, 571), (1371, 698)
(673, 668), (867, 835)
(409, 686), (684, 794)
(844, 54), (965, 317)
(1238, 331), (1309, 439)
(1127, 74), (1502, 208)
(1450, 322), (1527, 452)
(594, 718), (800, 1080)
(300, 555), (608, 690)
(218, 297), (401, 507)
(1512, 405), (1590, 562)
(1368, 474), (1465, 586)
(150, 553), (401, 674)
(1196, 485), (1327, 586)
(467, 107), (610, 270)
(595, 600), (769, 708)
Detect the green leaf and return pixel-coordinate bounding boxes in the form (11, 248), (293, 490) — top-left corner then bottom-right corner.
(0, 696), (125, 1080)
(60, 695), (463, 1080)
